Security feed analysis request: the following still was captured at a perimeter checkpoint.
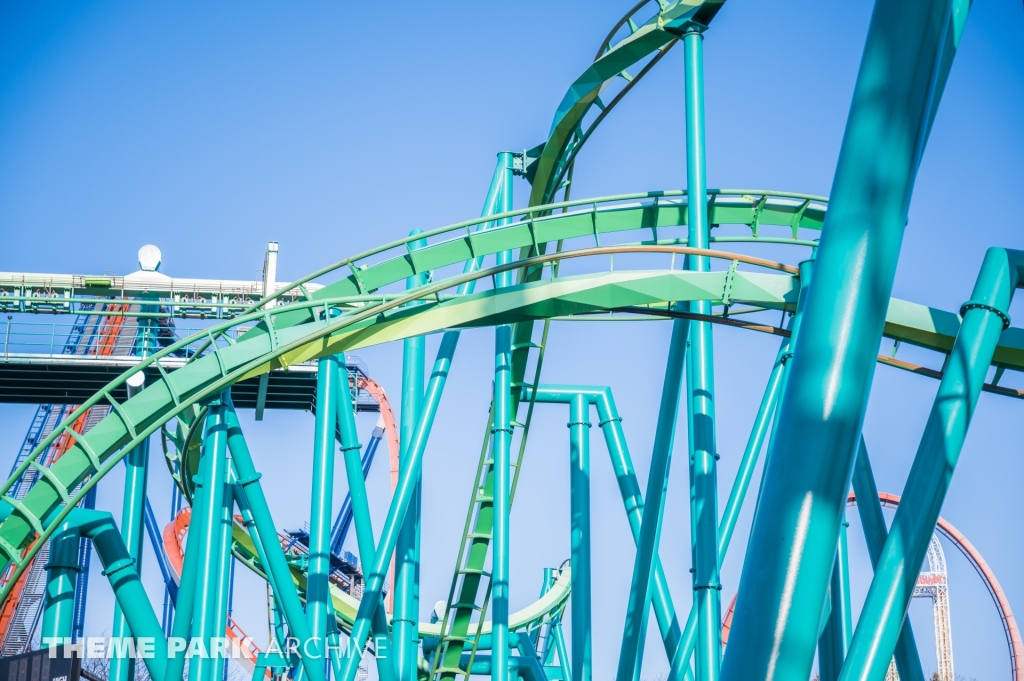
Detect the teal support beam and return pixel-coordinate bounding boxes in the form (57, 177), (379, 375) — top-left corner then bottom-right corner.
(336, 356), (396, 681)
(553, 621), (572, 681)
(719, 0), (954, 674)
(492, 150), (516, 681)
(491, 322), (513, 681)
(523, 386), (682, 668)
(223, 403), (328, 681)
(210, 474), (235, 681)
(110, 379), (151, 681)
(669, 257), (812, 681)
(396, 230), (427, 681)
(568, 394), (592, 681)
(614, 317), (690, 681)
(338, 158), (510, 681)
(840, 248), (1024, 681)
(42, 509), (167, 681)
(849, 442), (926, 681)
(308, 355), (341, 669)
(682, 24), (721, 681)
(817, 511), (851, 681)
(41, 520), (82, 643)
(191, 399), (230, 681)
(165, 472), (207, 681)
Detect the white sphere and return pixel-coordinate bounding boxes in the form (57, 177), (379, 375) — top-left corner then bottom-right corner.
(138, 244), (162, 272)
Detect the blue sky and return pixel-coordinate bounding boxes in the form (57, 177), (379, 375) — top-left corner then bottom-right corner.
(1, 1), (1022, 679)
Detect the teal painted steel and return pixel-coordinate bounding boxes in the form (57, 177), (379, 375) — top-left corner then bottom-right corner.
(40, 520), (80, 643)
(670, 256), (813, 681)
(847, 440), (929, 679)
(817, 511), (851, 681)
(40, 510), (167, 681)
(849, 442), (926, 681)
(523, 385), (682, 671)
(191, 401), (230, 681)
(491, 151), (516, 681)
(615, 317), (690, 681)
(210, 477), (235, 681)
(224, 404), (328, 681)
(682, 25), (722, 681)
(396, 231), (427, 681)
(110, 382), (151, 681)
(569, 394), (592, 681)
(165, 474), (206, 681)
(840, 248), (1024, 681)
(308, 356), (341, 668)
(336, 356), (396, 681)
(719, 0), (955, 675)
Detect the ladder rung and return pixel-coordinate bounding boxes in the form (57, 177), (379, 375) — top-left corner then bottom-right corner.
(466, 532), (491, 540)
(432, 667), (468, 675)
(458, 567), (491, 577)
(448, 601), (485, 611)
(475, 495), (494, 503)
(510, 420), (526, 428)
(511, 342), (542, 350)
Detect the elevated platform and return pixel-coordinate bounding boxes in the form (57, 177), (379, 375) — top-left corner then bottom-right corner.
(0, 354), (378, 412)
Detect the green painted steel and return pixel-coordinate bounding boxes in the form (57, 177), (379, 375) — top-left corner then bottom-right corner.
(849, 442), (926, 681)
(2, 4), (1020, 678)
(841, 249), (1024, 681)
(719, 0), (957, 676)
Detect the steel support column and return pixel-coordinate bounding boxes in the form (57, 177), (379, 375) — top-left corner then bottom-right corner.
(110, 379), (151, 681)
(492, 150), (516, 681)
(568, 395), (592, 681)
(719, 0), (954, 675)
(849, 442), (925, 681)
(840, 248), (1024, 681)
(615, 317), (689, 681)
(396, 231), (427, 681)
(682, 24), (721, 681)
(336, 356), (396, 681)
(40, 521), (81, 643)
(308, 356), (341, 669)
(224, 404), (328, 681)
(191, 399), (229, 681)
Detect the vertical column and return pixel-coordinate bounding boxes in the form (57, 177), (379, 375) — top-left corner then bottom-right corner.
(41, 522), (80, 644)
(817, 512), (851, 681)
(682, 24), (721, 681)
(191, 398), (229, 681)
(614, 317), (689, 681)
(308, 356), (340, 669)
(110, 374), (151, 681)
(492, 150), (516, 681)
(395, 230), (427, 681)
(568, 395), (592, 681)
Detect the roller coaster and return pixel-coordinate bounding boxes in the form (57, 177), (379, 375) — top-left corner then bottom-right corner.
(0, 1), (1020, 680)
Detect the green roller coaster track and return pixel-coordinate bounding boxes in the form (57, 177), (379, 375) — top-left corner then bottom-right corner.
(0, 0), (1019, 680)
